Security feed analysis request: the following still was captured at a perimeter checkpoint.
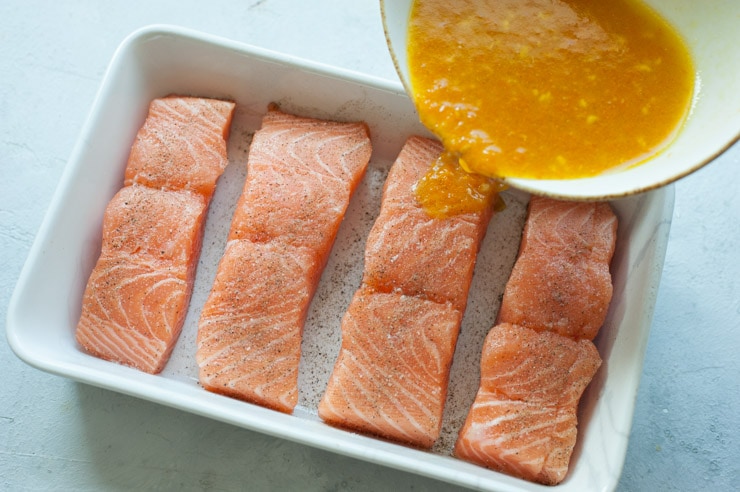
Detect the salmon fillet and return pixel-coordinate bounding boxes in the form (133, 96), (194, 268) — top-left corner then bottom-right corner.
(497, 196), (618, 340)
(196, 240), (318, 412)
(319, 288), (462, 447)
(361, 137), (493, 312)
(125, 96), (235, 199)
(454, 323), (601, 485)
(228, 108), (372, 261)
(319, 136), (493, 447)
(197, 107), (372, 413)
(76, 96), (235, 374)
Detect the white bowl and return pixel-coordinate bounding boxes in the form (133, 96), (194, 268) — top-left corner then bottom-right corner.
(7, 25), (673, 492)
(381, 0), (740, 200)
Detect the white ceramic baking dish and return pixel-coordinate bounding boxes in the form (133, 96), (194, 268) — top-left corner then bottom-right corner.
(6, 25), (673, 492)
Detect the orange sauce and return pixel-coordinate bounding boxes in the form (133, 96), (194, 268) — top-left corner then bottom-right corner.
(414, 151), (506, 218)
(407, 0), (695, 185)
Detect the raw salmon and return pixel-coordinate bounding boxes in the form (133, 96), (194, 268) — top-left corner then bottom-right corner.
(125, 96), (235, 199)
(497, 196), (618, 340)
(361, 137), (493, 312)
(196, 107), (372, 413)
(318, 288), (462, 448)
(196, 240), (318, 412)
(318, 136), (493, 447)
(76, 96), (235, 374)
(228, 107), (372, 260)
(454, 323), (601, 485)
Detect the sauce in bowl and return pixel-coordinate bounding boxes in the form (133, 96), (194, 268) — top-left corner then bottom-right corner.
(407, 0), (695, 183)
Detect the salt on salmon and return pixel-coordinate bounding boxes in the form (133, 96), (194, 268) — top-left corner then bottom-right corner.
(196, 106), (372, 413)
(227, 108), (373, 259)
(125, 96), (236, 199)
(318, 136), (493, 448)
(319, 288), (461, 448)
(454, 323), (602, 485)
(497, 196), (618, 340)
(76, 96), (235, 374)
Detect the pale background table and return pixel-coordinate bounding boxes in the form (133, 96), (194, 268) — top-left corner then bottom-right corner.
(2, 1), (738, 490)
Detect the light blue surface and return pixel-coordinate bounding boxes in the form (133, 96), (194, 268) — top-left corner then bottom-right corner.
(2, 1), (738, 490)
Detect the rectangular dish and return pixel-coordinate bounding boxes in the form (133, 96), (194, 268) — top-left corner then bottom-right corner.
(6, 25), (674, 492)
